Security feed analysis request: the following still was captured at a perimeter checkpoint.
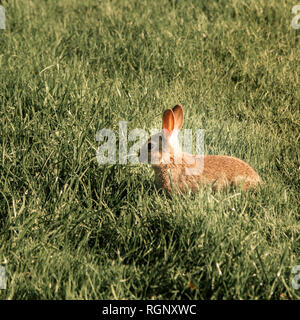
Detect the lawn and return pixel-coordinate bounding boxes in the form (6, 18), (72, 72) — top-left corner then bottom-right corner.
(0, 0), (299, 299)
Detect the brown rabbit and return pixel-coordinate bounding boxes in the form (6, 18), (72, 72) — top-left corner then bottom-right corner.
(139, 104), (262, 194)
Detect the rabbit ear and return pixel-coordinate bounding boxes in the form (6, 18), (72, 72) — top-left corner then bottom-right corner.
(162, 109), (175, 137)
(172, 104), (184, 130)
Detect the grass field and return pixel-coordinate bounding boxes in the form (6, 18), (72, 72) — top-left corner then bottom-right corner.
(0, 0), (299, 299)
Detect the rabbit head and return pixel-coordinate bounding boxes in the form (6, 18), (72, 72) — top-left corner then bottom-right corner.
(139, 104), (184, 165)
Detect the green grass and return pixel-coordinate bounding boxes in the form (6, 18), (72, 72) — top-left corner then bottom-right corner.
(0, 0), (299, 299)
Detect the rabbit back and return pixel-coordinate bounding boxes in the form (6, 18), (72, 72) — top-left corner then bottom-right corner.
(153, 154), (262, 193)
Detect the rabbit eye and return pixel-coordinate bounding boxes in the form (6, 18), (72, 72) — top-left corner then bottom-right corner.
(148, 142), (153, 151)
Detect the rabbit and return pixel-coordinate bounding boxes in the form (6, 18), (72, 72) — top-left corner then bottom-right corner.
(139, 104), (262, 194)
